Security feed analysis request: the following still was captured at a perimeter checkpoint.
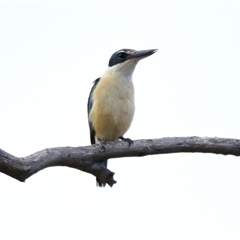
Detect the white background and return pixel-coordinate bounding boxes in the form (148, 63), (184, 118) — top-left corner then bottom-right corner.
(1, 2), (240, 240)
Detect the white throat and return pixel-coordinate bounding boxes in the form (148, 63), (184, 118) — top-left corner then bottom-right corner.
(103, 59), (139, 81)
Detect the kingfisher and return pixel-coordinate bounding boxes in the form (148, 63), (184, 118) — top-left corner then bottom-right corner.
(87, 48), (157, 187)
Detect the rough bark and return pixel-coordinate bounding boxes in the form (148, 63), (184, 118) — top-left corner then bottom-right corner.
(1, 137), (240, 187)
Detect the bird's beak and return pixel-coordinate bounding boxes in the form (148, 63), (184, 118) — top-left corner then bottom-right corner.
(128, 49), (158, 60)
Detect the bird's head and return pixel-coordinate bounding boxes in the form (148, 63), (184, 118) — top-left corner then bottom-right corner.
(106, 48), (157, 78)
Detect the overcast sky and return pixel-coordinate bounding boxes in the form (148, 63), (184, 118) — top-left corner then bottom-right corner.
(1, 2), (240, 240)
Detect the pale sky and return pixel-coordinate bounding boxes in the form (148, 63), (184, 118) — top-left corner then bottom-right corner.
(1, 2), (240, 240)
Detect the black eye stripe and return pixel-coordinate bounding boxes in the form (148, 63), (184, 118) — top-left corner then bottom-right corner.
(117, 52), (127, 59)
(109, 49), (134, 67)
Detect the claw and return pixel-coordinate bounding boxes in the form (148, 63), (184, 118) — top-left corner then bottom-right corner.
(119, 136), (133, 147)
(97, 141), (106, 151)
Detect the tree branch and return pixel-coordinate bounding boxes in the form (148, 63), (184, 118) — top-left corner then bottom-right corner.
(1, 137), (240, 187)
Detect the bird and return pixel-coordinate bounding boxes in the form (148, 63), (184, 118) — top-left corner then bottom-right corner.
(87, 48), (157, 187)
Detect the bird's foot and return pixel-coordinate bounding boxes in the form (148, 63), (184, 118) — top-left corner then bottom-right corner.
(97, 141), (107, 151)
(119, 136), (133, 147)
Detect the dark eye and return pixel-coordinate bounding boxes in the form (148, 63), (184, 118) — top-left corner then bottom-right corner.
(117, 52), (127, 59)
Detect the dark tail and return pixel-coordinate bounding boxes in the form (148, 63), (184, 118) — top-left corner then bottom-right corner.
(96, 160), (108, 187)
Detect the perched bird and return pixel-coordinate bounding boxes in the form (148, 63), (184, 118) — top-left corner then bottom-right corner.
(87, 48), (157, 187)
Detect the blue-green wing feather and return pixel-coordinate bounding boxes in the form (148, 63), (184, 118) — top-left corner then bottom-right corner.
(87, 78), (100, 145)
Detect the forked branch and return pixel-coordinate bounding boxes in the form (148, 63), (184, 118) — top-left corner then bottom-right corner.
(1, 137), (240, 187)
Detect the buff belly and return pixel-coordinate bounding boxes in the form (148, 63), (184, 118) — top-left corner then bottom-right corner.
(89, 75), (135, 142)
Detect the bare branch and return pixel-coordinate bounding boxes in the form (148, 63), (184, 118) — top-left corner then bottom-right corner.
(1, 137), (240, 187)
